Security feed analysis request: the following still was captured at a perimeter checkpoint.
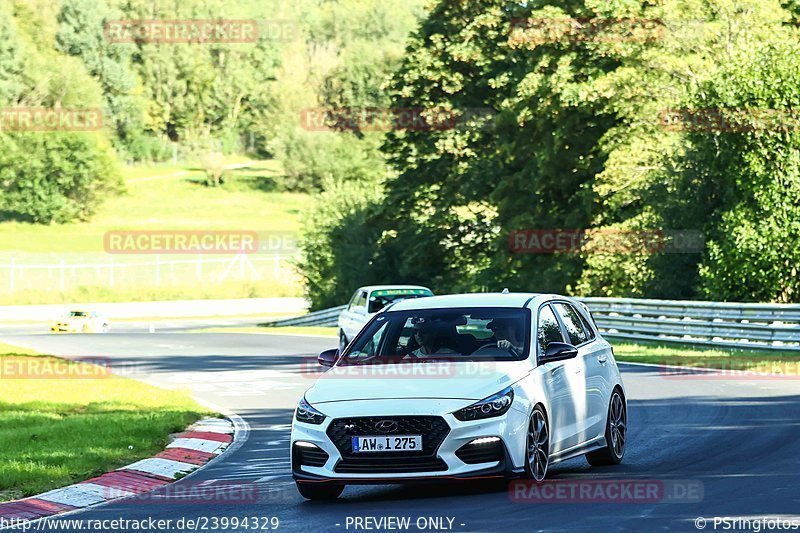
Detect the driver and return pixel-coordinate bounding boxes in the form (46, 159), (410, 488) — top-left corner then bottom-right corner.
(486, 317), (523, 356)
(409, 319), (455, 357)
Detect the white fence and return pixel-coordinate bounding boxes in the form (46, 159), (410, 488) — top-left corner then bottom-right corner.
(0, 254), (297, 297)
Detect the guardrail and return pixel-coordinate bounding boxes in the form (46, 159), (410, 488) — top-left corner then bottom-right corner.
(264, 305), (345, 327)
(579, 297), (800, 352)
(263, 297), (800, 352)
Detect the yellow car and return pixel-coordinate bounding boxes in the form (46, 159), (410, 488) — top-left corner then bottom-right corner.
(50, 310), (110, 333)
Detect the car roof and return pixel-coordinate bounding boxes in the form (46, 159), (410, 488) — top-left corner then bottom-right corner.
(356, 285), (432, 293)
(389, 292), (552, 311)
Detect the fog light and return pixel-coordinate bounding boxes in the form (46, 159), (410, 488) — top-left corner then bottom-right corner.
(455, 436), (505, 464)
(469, 436), (501, 446)
(292, 441), (329, 468)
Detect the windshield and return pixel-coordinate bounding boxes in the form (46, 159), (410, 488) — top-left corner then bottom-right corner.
(341, 307), (530, 364)
(69, 311), (88, 317)
(368, 289), (433, 313)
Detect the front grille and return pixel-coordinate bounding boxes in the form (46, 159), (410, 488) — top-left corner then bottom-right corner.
(292, 443), (329, 468)
(327, 416), (450, 474)
(455, 439), (505, 464)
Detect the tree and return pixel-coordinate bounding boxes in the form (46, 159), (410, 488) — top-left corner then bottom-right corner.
(0, 133), (122, 223)
(672, 42), (800, 302)
(56, 0), (145, 155)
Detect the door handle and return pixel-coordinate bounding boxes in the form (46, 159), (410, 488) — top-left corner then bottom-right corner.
(597, 355), (608, 364)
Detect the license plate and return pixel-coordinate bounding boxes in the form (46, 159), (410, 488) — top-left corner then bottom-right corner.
(351, 435), (422, 453)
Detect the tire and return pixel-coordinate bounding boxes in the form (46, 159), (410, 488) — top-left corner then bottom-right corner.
(586, 388), (627, 466)
(296, 482), (344, 501)
(338, 331), (348, 353)
(525, 405), (550, 482)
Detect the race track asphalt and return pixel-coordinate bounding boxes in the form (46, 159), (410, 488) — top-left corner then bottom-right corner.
(2, 329), (799, 532)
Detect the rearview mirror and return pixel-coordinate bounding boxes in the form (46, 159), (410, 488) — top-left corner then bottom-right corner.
(539, 342), (578, 364)
(318, 348), (339, 367)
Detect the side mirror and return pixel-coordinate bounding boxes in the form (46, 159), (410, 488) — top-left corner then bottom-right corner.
(318, 348), (339, 367)
(539, 342), (578, 364)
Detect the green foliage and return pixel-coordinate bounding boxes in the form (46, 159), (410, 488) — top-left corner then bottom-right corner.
(0, 2), (122, 224)
(300, 0), (800, 305)
(56, 0), (144, 148)
(297, 178), (385, 309)
(0, 2), (26, 102)
(0, 133), (123, 223)
(267, 0), (426, 191)
(273, 130), (386, 192)
(675, 43), (800, 302)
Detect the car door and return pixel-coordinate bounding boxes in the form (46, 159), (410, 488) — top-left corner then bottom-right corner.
(343, 290), (368, 340)
(536, 304), (582, 453)
(339, 291), (359, 340)
(576, 303), (615, 441)
(553, 302), (610, 444)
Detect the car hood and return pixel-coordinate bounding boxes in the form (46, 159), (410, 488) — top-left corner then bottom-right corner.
(304, 360), (532, 404)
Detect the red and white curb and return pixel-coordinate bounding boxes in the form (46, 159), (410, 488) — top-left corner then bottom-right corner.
(0, 417), (234, 523)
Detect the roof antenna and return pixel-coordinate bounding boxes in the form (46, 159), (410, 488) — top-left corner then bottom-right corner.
(501, 288), (510, 294)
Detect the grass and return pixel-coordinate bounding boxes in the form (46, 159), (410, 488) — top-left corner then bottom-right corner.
(7, 279), (302, 306)
(0, 157), (312, 304)
(612, 340), (800, 371)
(0, 342), (212, 501)
(0, 158), (307, 253)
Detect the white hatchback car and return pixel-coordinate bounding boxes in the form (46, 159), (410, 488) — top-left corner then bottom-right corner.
(291, 293), (627, 500)
(337, 285), (433, 352)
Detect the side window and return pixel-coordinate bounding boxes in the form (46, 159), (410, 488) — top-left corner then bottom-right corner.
(554, 303), (589, 345)
(396, 318), (416, 350)
(576, 306), (596, 341)
(348, 320), (388, 360)
(537, 305), (565, 355)
(347, 291), (360, 312)
(349, 291), (367, 312)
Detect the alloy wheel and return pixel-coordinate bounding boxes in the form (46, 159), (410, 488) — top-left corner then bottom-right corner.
(527, 408), (549, 482)
(609, 391), (626, 458)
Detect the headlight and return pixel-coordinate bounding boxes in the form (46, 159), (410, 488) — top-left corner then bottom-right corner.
(453, 386), (514, 421)
(295, 396), (326, 425)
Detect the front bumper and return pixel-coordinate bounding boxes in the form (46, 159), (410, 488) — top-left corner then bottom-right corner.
(291, 399), (528, 484)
